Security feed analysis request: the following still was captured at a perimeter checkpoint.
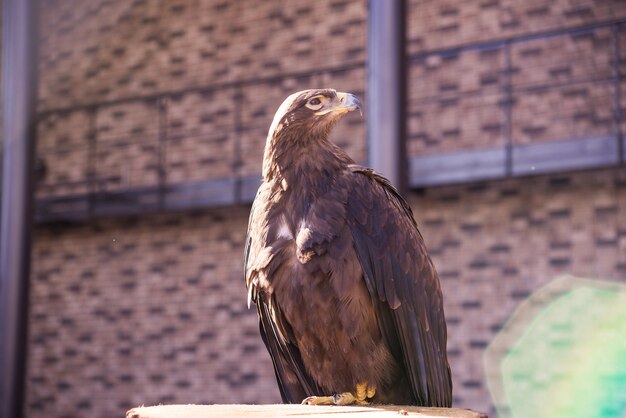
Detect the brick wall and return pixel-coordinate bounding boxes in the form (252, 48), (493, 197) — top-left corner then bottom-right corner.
(27, 207), (282, 417)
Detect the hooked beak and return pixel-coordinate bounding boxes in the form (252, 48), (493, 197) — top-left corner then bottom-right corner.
(336, 92), (363, 116)
(315, 92), (363, 117)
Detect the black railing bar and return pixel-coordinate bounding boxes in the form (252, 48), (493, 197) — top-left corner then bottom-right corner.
(513, 75), (616, 93)
(36, 60), (366, 117)
(98, 129), (223, 147)
(233, 85), (244, 204)
(409, 39), (505, 61)
(86, 108), (97, 216)
(408, 19), (626, 62)
(37, 176), (118, 189)
(410, 59), (614, 90)
(35, 177), (243, 205)
(612, 24), (624, 164)
(409, 86), (504, 104)
(35, 199), (205, 224)
(157, 96), (168, 210)
(503, 40), (513, 177)
(35, 134), (160, 152)
(165, 130), (241, 140)
(411, 52), (615, 74)
(34, 145), (92, 154)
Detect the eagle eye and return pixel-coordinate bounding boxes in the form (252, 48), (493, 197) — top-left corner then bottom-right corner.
(305, 96), (324, 110)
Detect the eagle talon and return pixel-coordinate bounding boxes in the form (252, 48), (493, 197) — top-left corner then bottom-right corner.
(332, 392), (356, 405)
(301, 395), (334, 405)
(301, 392), (356, 406)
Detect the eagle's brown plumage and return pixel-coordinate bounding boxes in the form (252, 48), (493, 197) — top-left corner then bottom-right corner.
(244, 89), (452, 406)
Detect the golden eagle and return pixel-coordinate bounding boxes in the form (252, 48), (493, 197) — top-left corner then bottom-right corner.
(244, 89), (452, 406)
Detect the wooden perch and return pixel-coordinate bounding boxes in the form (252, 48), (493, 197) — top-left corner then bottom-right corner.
(126, 404), (487, 418)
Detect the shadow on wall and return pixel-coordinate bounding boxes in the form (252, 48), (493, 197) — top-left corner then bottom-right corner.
(484, 275), (626, 418)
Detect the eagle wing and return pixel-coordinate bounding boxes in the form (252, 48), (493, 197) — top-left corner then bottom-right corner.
(346, 165), (453, 407)
(244, 184), (320, 403)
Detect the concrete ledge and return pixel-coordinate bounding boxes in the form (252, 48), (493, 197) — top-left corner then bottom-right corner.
(125, 404), (487, 418)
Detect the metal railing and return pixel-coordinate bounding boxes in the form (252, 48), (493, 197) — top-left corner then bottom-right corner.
(12, 19), (626, 221)
(407, 19), (625, 186)
(32, 62), (366, 222)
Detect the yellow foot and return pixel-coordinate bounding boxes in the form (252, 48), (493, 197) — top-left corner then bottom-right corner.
(355, 382), (376, 405)
(301, 382), (376, 406)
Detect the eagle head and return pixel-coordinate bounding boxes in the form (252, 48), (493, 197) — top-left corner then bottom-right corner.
(268, 88), (362, 140)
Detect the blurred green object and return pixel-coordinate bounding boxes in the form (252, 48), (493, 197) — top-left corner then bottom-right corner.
(485, 275), (626, 418)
